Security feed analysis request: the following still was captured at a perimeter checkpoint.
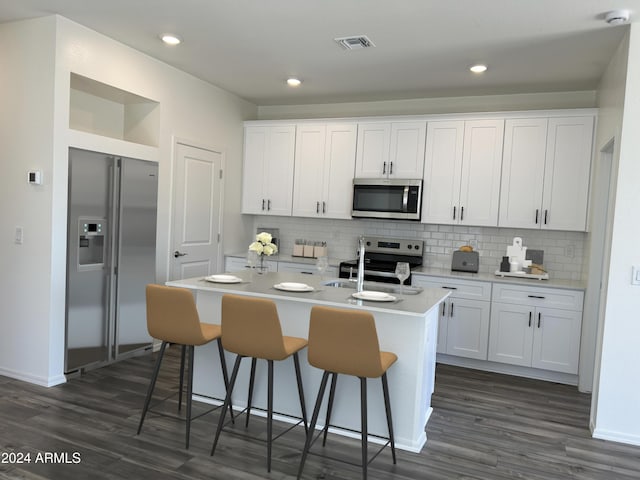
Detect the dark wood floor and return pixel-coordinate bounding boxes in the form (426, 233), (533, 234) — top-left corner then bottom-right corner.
(1, 346), (639, 479)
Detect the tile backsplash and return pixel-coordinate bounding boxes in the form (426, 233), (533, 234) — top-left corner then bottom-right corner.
(249, 216), (586, 281)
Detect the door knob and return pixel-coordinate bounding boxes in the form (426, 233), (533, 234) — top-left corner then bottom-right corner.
(174, 250), (188, 258)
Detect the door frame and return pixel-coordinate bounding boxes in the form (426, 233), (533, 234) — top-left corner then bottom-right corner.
(168, 136), (226, 280)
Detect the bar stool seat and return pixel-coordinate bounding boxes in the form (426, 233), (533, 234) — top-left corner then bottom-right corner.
(137, 284), (232, 449)
(211, 294), (308, 472)
(297, 305), (397, 480)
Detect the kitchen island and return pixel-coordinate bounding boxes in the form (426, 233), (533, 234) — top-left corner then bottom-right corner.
(166, 271), (450, 452)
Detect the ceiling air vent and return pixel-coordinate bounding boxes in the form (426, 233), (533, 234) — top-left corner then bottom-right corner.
(334, 35), (375, 50)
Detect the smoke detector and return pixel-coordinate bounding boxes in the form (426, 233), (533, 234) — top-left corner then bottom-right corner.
(334, 35), (375, 50)
(605, 10), (630, 25)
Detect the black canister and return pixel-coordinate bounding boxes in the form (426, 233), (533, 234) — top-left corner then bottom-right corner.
(500, 256), (510, 272)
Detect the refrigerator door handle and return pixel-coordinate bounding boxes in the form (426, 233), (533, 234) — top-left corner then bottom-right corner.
(107, 157), (122, 361)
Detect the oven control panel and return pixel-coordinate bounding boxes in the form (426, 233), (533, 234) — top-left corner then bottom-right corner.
(362, 236), (423, 256)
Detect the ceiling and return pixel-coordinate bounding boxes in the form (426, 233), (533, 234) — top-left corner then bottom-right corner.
(0, 0), (634, 105)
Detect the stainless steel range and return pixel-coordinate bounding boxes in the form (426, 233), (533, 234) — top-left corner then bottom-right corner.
(338, 236), (424, 285)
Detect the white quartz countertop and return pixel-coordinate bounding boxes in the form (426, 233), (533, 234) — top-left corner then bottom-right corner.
(412, 266), (586, 290)
(224, 253), (585, 290)
(167, 271), (450, 317)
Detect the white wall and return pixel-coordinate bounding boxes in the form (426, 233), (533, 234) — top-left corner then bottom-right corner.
(591, 24), (640, 446)
(0, 17), (58, 386)
(0, 16), (257, 386)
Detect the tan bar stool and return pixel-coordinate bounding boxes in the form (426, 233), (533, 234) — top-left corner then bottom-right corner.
(137, 284), (232, 449)
(297, 305), (397, 480)
(210, 294), (308, 472)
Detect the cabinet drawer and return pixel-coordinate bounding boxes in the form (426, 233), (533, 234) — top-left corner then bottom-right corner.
(492, 284), (583, 311)
(278, 262), (338, 277)
(413, 275), (492, 301)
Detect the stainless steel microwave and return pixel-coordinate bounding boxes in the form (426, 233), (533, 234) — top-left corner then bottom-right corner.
(351, 178), (423, 220)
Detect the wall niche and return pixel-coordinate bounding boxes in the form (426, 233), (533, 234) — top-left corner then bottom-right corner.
(69, 73), (159, 147)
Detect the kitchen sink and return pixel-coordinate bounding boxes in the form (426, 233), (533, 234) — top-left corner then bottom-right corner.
(322, 280), (423, 295)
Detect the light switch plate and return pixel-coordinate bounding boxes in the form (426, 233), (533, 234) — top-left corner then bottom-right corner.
(15, 226), (23, 245)
(632, 266), (640, 286)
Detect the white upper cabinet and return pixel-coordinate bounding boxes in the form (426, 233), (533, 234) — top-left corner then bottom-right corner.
(241, 125), (296, 216)
(499, 118), (548, 228)
(292, 123), (357, 219)
(355, 121), (426, 178)
(499, 116), (594, 231)
(542, 117), (594, 231)
(422, 119), (504, 226)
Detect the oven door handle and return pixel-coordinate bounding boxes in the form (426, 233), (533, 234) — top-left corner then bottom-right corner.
(402, 186), (409, 212)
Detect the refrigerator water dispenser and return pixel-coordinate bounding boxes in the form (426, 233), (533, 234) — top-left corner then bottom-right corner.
(78, 219), (106, 269)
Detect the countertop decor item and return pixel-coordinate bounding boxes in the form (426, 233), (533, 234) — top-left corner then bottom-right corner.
(249, 232), (278, 273)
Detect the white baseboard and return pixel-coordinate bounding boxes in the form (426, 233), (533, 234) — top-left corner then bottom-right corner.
(0, 367), (66, 387)
(592, 427), (640, 447)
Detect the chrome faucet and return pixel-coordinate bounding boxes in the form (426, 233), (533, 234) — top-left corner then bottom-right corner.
(356, 236), (365, 292)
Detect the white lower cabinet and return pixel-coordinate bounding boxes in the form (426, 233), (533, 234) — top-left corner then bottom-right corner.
(224, 256), (277, 273)
(277, 261), (338, 277)
(488, 284), (583, 374)
(413, 276), (491, 360)
(224, 257), (337, 277)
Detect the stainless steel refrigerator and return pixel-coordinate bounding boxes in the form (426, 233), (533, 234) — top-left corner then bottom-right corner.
(65, 147), (158, 374)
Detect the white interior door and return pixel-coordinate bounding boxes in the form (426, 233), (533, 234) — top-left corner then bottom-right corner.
(171, 142), (224, 280)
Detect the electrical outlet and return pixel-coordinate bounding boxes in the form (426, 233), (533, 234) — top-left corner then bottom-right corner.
(632, 266), (640, 286)
(565, 245), (575, 258)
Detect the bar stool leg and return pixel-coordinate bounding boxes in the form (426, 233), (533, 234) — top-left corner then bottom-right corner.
(246, 357), (257, 427)
(178, 344), (186, 411)
(211, 354), (242, 456)
(360, 377), (368, 480)
(185, 345), (195, 449)
(297, 370), (330, 480)
(293, 352), (308, 433)
(267, 360), (274, 472)
(322, 372), (338, 446)
(381, 372), (396, 463)
(216, 338), (235, 423)
(137, 341), (168, 435)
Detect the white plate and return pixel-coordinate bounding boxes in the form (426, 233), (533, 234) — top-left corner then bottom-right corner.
(274, 282), (314, 292)
(352, 291), (396, 302)
(204, 274), (243, 284)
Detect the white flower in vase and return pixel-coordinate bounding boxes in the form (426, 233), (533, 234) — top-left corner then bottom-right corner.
(249, 232), (278, 273)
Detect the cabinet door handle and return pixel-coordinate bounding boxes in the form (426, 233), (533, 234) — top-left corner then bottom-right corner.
(460, 206), (464, 221)
(322, 201), (326, 213)
(538, 312), (541, 328)
(535, 209), (539, 224)
(389, 161), (393, 175)
(262, 199), (265, 211)
(267, 199), (271, 211)
(316, 201), (320, 214)
(527, 295), (546, 299)
(442, 286), (458, 290)
(544, 210), (548, 225)
(450, 302), (454, 317)
(383, 162), (387, 174)
(453, 206), (456, 220)
(528, 311), (532, 327)
(442, 302), (446, 317)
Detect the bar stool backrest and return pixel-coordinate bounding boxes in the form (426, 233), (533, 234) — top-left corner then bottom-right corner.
(308, 306), (385, 378)
(221, 294), (288, 360)
(146, 284), (210, 346)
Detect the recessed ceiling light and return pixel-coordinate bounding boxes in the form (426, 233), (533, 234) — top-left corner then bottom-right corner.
(161, 34), (182, 46)
(287, 78), (302, 87)
(470, 64), (488, 74)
